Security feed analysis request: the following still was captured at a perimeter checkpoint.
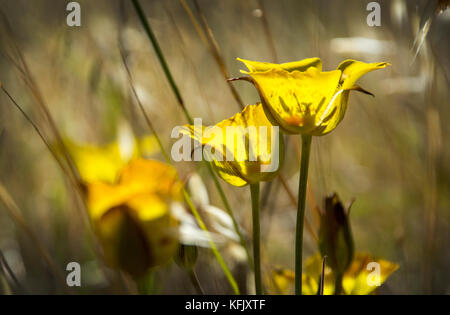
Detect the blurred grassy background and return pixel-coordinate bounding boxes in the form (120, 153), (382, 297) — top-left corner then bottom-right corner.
(0, 0), (449, 294)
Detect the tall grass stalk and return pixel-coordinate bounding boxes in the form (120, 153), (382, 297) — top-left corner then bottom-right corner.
(0, 12), (80, 185)
(0, 183), (70, 293)
(256, 0), (278, 63)
(182, 0), (245, 110)
(0, 263), (12, 295)
(188, 269), (205, 295)
(0, 249), (24, 292)
(295, 134), (312, 295)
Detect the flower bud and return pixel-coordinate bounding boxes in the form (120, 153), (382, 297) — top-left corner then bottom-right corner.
(318, 193), (354, 278)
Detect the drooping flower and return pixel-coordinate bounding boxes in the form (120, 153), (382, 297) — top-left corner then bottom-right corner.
(237, 58), (390, 135)
(181, 103), (284, 187)
(86, 158), (182, 277)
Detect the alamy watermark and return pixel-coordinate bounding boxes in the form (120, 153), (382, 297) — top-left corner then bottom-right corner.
(367, 2), (381, 26)
(66, 262), (81, 287)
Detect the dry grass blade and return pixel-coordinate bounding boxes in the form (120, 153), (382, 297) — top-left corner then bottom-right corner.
(1, 86), (78, 191)
(0, 11), (80, 185)
(256, 0), (278, 63)
(181, 0), (245, 110)
(2, 84), (125, 294)
(162, 2), (216, 120)
(0, 263), (12, 295)
(412, 0), (449, 62)
(0, 183), (70, 293)
(0, 249), (26, 293)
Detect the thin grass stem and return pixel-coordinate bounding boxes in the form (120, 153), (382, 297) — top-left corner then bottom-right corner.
(182, 0), (245, 110)
(0, 183), (70, 293)
(188, 269), (205, 295)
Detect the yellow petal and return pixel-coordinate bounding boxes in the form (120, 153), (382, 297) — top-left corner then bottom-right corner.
(237, 58), (389, 136)
(249, 67), (342, 134)
(266, 265), (331, 295)
(65, 140), (126, 184)
(238, 57), (322, 73)
(303, 252), (398, 295)
(65, 135), (159, 184)
(342, 253), (399, 295)
(87, 159), (182, 220)
(119, 158), (182, 199)
(337, 59), (390, 91)
(303, 253), (336, 295)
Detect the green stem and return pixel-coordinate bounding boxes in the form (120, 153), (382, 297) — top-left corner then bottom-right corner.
(131, 0), (192, 123)
(183, 190), (240, 294)
(250, 183), (262, 295)
(136, 270), (156, 295)
(295, 134), (312, 295)
(334, 273), (343, 295)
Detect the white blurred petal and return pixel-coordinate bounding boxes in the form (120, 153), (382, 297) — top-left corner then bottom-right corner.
(117, 121), (135, 161)
(187, 173), (210, 206)
(203, 205), (239, 242)
(381, 76), (427, 94)
(330, 37), (396, 55)
(171, 202), (225, 247)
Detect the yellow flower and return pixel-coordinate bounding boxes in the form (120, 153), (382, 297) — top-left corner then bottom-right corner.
(181, 103), (284, 187)
(65, 132), (159, 184)
(86, 158), (181, 277)
(268, 253), (398, 295)
(238, 58), (390, 135)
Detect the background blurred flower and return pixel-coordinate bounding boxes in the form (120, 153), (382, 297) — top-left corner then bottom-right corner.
(64, 123), (159, 184)
(86, 158), (182, 277)
(267, 253), (398, 295)
(302, 253), (399, 295)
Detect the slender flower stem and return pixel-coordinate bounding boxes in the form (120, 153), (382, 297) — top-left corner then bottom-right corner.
(250, 183), (262, 295)
(295, 134), (312, 295)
